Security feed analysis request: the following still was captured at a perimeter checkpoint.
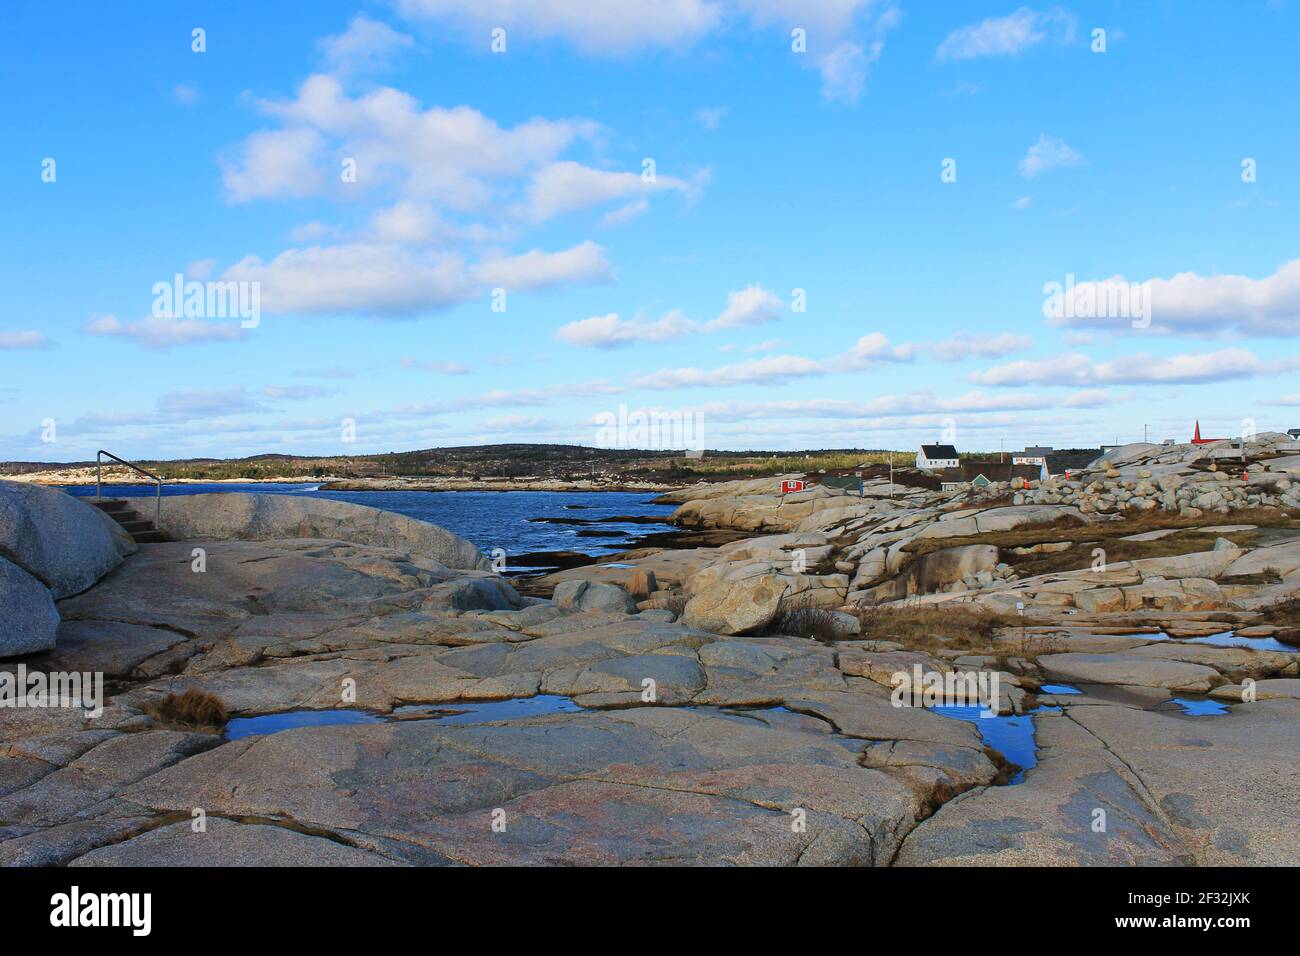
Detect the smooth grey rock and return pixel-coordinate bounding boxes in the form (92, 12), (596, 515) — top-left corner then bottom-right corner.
(0, 555), (59, 657)
(70, 818), (403, 867)
(0, 481), (133, 599)
(155, 493), (488, 570)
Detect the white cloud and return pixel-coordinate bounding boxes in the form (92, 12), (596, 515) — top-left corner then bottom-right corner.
(84, 314), (246, 349)
(840, 331), (915, 366)
(0, 331), (50, 349)
(632, 354), (826, 389)
(173, 84), (199, 105)
(694, 106), (727, 130)
(224, 244), (474, 315)
(400, 356), (472, 374)
(739, 0), (901, 103)
(370, 201), (441, 243)
(936, 6), (1076, 61)
(222, 240), (609, 317)
(522, 161), (698, 223)
(318, 15), (413, 76)
(1019, 133), (1084, 178)
(556, 311), (696, 348)
(225, 74), (597, 209)
(969, 348), (1295, 387)
(221, 128), (327, 202)
(705, 284), (784, 330)
(1048, 258), (1300, 337)
(474, 240), (612, 291)
(393, 0), (723, 54)
(1011, 194), (1033, 210)
(929, 332), (1033, 361)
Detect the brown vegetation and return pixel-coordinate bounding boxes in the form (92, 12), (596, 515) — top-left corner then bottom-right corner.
(143, 688), (229, 732)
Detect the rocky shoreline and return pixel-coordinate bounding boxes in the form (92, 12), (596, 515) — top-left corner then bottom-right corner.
(1, 433), (1297, 866)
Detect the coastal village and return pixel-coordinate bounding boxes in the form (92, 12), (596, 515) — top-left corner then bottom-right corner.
(2, 424), (1297, 866)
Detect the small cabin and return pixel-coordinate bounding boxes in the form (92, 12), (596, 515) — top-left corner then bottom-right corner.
(916, 443), (959, 471)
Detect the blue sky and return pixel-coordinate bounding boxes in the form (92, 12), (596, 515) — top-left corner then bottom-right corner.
(3, 0), (1299, 462)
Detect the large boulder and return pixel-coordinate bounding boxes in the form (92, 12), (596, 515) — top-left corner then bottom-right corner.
(0, 555), (60, 657)
(683, 560), (790, 635)
(552, 579), (637, 614)
(0, 481), (135, 599)
(155, 493), (489, 570)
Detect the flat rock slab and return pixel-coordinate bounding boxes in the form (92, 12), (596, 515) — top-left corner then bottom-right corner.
(1038, 652), (1220, 693)
(117, 708), (920, 866)
(33, 620), (188, 678)
(70, 818), (404, 867)
(896, 709), (1190, 865)
(1065, 700), (1300, 865)
(1210, 678), (1300, 702)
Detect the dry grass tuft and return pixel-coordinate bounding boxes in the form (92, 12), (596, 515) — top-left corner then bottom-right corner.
(144, 688), (229, 732)
(767, 599), (846, 642)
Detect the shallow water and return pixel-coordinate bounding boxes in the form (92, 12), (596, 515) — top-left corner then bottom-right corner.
(66, 483), (675, 559)
(1039, 683), (1082, 695)
(1185, 631), (1294, 653)
(1163, 697), (1230, 717)
(224, 695), (582, 739)
(930, 704), (1061, 784)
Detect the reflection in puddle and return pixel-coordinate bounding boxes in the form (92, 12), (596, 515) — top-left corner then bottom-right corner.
(1039, 683), (1082, 695)
(1163, 697), (1230, 717)
(1185, 631), (1294, 653)
(224, 695), (582, 739)
(225, 709), (384, 739)
(395, 695), (582, 724)
(931, 704), (1061, 785)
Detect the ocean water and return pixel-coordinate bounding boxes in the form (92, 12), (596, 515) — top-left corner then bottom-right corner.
(64, 483), (675, 558)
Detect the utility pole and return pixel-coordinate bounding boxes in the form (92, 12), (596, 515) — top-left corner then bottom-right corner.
(1143, 423), (1149, 444)
(889, 452), (894, 499)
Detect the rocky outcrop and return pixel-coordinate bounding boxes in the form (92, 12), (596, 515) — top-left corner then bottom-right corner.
(682, 560), (790, 634)
(0, 480), (135, 599)
(553, 579), (638, 614)
(155, 493), (489, 570)
(0, 555), (60, 656)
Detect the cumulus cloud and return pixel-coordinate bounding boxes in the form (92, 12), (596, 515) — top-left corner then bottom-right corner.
(522, 161), (701, 223)
(969, 348), (1296, 387)
(839, 332), (916, 367)
(222, 240), (608, 317)
(223, 74), (597, 209)
(221, 128), (328, 203)
(1047, 258), (1300, 337)
(0, 331), (50, 349)
(705, 284), (784, 330)
(632, 354), (825, 389)
(556, 311), (696, 348)
(84, 314), (246, 349)
(318, 14), (413, 76)
(929, 332), (1033, 361)
(474, 240), (612, 290)
(739, 0), (901, 103)
(394, 0), (723, 54)
(1019, 133), (1084, 178)
(556, 284), (785, 348)
(936, 6), (1076, 60)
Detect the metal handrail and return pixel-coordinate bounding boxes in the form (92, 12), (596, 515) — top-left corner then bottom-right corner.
(96, 450), (163, 528)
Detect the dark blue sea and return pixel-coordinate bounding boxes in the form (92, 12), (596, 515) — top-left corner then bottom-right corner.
(64, 483), (675, 559)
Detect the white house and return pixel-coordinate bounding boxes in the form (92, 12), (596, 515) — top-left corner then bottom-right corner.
(917, 443), (959, 471)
